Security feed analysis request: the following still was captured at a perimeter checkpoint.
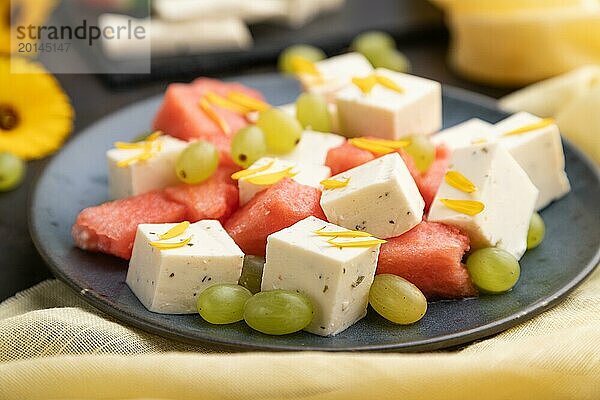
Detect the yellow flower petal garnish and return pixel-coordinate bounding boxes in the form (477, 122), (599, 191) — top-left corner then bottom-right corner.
(0, 57), (74, 160)
(206, 92), (252, 115)
(116, 147), (155, 168)
(352, 75), (378, 94)
(314, 227), (372, 238)
(470, 137), (488, 145)
(320, 177), (350, 189)
(502, 118), (555, 137)
(290, 55), (321, 77)
(355, 137), (410, 149)
(199, 98), (232, 136)
(158, 221), (190, 240)
(349, 138), (395, 155)
(114, 131), (162, 150)
(327, 238), (387, 248)
(150, 236), (192, 250)
(445, 171), (477, 193)
(231, 159), (276, 180)
(375, 75), (404, 93)
(244, 167), (296, 185)
(439, 198), (485, 216)
(227, 91), (271, 112)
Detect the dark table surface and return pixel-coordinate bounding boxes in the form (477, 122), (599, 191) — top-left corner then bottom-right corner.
(0, 32), (515, 302)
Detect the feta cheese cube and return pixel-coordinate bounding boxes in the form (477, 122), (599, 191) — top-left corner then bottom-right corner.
(298, 52), (373, 102)
(428, 143), (538, 259)
(431, 118), (495, 150)
(126, 220), (244, 314)
(335, 68), (442, 139)
(320, 153), (424, 239)
(262, 216), (380, 336)
(276, 130), (346, 166)
(107, 135), (187, 200)
(493, 112), (571, 210)
(238, 157), (331, 205)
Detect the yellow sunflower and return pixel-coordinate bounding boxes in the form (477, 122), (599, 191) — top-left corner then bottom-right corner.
(1, 0), (58, 55)
(0, 56), (74, 159)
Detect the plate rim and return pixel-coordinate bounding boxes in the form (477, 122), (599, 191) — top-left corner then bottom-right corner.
(28, 74), (600, 352)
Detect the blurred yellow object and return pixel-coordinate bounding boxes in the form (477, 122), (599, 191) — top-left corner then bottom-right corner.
(500, 66), (600, 164)
(0, 57), (74, 159)
(432, 0), (600, 85)
(0, 0), (58, 55)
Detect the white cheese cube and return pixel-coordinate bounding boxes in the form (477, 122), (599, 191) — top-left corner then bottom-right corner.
(126, 220), (244, 314)
(107, 136), (187, 200)
(428, 143), (538, 259)
(431, 118), (495, 150)
(299, 53), (373, 102)
(238, 157), (331, 205)
(262, 216), (380, 336)
(335, 68), (442, 139)
(276, 130), (345, 166)
(320, 153), (424, 239)
(493, 112), (571, 210)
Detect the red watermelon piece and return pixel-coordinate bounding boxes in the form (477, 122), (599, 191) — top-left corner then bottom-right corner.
(325, 141), (375, 176)
(225, 178), (326, 256)
(72, 191), (187, 260)
(152, 78), (265, 166)
(377, 221), (476, 300)
(414, 145), (451, 213)
(164, 165), (239, 223)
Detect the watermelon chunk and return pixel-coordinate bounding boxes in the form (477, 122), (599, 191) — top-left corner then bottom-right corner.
(152, 78), (265, 166)
(164, 165), (239, 223)
(325, 141), (375, 176)
(377, 221), (476, 299)
(414, 145), (451, 212)
(72, 191), (187, 260)
(225, 178), (326, 256)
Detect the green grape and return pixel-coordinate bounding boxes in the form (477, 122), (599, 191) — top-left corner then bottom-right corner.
(197, 284), (252, 324)
(369, 274), (427, 324)
(370, 49), (411, 73)
(243, 290), (314, 335)
(295, 93), (332, 132)
(404, 135), (435, 173)
(527, 212), (545, 250)
(238, 256), (265, 294)
(278, 44), (326, 74)
(466, 248), (521, 294)
(0, 152), (25, 192)
(256, 108), (303, 154)
(175, 140), (219, 184)
(231, 126), (268, 168)
(351, 31), (396, 63)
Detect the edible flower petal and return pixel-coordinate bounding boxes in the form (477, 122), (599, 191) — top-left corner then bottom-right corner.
(244, 167), (296, 185)
(375, 75), (404, 93)
(227, 91), (271, 112)
(349, 138), (395, 155)
(205, 91), (252, 115)
(502, 118), (555, 137)
(320, 177), (350, 189)
(290, 55), (321, 77)
(199, 98), (232, 136)
(314, 227), (372, 238)
(444, 171), (478, 193)
(158, 221), (190, 240)
(150, 236), (192, 250)
(231, 160), (276, 180)
(352, 75), (378, 94)
(439, 198), (485, 216)
(326, 238), (387, 248)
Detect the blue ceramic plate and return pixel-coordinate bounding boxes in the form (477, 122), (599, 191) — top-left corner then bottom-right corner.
(30, 74), (600, 352)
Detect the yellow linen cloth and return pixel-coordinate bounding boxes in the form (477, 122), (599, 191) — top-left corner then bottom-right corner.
(431, 0), (600, 86)
(0, 265), (598, 400)
(499, 65), (600, 164)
